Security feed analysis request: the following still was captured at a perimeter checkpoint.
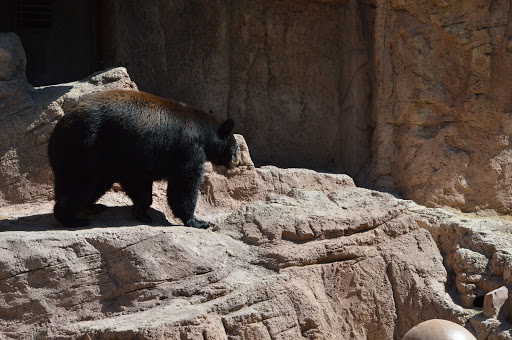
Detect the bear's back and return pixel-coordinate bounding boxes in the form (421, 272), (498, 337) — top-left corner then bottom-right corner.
(78, 90), (218, 129)
(69, 90), (224, 147)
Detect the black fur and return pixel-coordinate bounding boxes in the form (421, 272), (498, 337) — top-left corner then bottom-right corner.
(48, 89), (239, 228)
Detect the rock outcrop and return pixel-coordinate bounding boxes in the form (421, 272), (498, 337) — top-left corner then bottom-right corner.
(0, 166), (463, 339)
(1, 137), (512, 339)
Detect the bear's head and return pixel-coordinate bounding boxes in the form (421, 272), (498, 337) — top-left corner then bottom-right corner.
(208, 119), (240, 169)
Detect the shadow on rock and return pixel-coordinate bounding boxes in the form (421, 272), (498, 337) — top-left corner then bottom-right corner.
(0, 206), (173, 232)
(34, 85), (74, 107)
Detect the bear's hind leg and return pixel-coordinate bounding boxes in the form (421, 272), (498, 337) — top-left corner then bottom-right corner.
(121, 179), (153, 223)
(53, 168), (111, 227)
(54, 200), (88, 227)
(54, 180), (96, 228)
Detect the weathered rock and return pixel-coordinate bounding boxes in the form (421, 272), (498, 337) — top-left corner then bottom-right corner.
(4, 128), (512, 338)
(0, 33), (35, 206)
(2, 28), (512, 339)
(0, 33), (137, 207)
(0, 33), (27, 82)
(3, 130), (512, 339)
(483, 286), (509, 319)
(0, 182), (470, 339)
(1, 110), (511, 338)
(371, 0), (512, 213)
(411, 204), (512, 314)
(199, 164), (355, 216)
(96, 0), (512, 215)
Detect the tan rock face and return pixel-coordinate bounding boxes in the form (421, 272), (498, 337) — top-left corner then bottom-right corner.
(4, 158), (512, 339)
(371, 0), (512, 212)
(99, 0), (374, 175)
(483, 286), (509, 319)
(0, 179), (468, 339)
(2, 28), (512, 339)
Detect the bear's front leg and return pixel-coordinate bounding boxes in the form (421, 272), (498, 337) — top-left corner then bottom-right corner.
(167, 162), (209, 229)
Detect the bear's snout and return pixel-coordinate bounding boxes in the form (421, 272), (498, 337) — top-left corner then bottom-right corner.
(228, 153), (241, 168)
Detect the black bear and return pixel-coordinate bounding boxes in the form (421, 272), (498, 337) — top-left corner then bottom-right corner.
(48, 89), (240, 229)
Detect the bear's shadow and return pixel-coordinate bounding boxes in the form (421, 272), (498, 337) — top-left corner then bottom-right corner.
(0, 206), (174, 232)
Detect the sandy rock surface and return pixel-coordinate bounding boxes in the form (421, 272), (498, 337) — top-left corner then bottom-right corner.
(1, 151), (512, 339)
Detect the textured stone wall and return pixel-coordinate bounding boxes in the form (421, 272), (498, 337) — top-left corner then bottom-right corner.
(99, 0), (512, 213)
(99, 0), (374, 175)
(371, 0), (512, 212)
(5, 0), (511, 213)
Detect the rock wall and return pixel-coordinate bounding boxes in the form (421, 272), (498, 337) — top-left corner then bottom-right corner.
(99, 0), (374, 175)
(371, 0), (512, 212)
(2, 23), (512, 338)
(98, 0), (512, 214)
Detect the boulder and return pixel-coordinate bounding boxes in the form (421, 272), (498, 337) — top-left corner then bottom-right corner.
(403, 319), (477, 340)
(483, 286), (509, 319)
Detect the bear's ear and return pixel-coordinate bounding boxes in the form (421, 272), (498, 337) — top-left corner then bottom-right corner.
(218, 119), (234, 139)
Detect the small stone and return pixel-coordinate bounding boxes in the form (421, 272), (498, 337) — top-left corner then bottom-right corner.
(483, 286), (509, 319)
